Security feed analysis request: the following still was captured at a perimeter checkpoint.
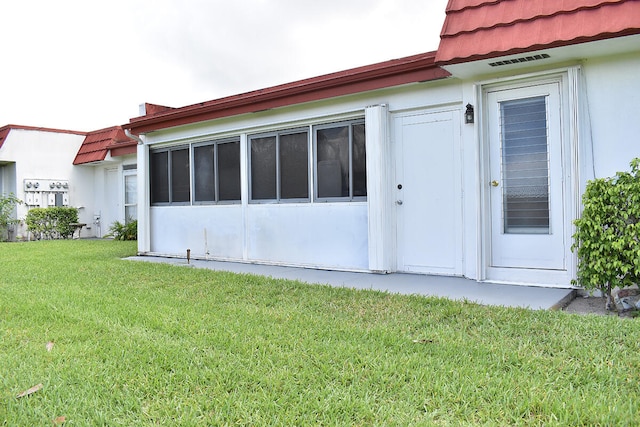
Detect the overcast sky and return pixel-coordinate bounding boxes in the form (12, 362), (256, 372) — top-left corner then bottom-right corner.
(0, 0), (449, 131)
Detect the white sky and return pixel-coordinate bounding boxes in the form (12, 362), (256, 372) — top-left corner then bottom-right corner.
(0, 0), (449, 131)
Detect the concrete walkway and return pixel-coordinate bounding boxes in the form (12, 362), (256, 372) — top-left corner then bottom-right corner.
(128, 256), (576, 310)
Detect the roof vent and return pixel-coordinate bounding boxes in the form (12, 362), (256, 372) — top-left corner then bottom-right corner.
(489, 54), (550, 67)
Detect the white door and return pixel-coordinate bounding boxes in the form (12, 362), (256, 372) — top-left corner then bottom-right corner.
(395, 110), (462, 275)
(486, 83), (566, 272)
(102, 168), (119, 237)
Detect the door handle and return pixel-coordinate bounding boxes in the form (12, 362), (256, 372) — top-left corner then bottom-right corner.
(396, 200), (403, 205)
(491, 180), (499, 187)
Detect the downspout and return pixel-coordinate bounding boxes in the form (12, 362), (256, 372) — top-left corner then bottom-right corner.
(124, 129), (143, 145)
(124, 129), (149, 255)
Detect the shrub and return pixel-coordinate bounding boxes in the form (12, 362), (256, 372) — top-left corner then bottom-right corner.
(104, 220), (137, 241)
(0, 193), (22, 241)
(572, 158), (640, 303)
(25, 207), (79, 240)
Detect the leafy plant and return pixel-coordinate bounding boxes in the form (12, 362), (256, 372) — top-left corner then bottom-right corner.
(25, 207), (79, 239)
(104, 219), (137, 240)
(0, 193), (22, 241)
(572, 158), (640, 304)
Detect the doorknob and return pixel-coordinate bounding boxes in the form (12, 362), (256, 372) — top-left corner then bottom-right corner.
(491, 180), (499, 187)
(396, 200), (403, 205)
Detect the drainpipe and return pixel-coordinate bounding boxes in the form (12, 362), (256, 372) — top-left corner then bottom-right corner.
(124, 129), (143, 145)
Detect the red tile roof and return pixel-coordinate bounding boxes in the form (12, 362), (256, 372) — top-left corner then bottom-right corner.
(0, 124), (86, 150)
(436, 0), (640, 65)
(0, 127), (10, 150)
(73, 126), (136, 165)
(125, 51), (450, 134)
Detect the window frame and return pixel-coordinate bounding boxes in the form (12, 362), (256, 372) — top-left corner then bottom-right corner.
(248, 127), (311, 203)
(149, 145), (191, 206)
(313, 119), (367, 202)
(192, 138), (241, 205)
(123, 166), (137, 223)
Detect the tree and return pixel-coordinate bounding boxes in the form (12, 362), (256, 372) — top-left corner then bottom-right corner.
(0, 193), (22, 241)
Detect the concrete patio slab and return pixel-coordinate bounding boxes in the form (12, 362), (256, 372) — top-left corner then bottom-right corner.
(128, 256), (575, 310)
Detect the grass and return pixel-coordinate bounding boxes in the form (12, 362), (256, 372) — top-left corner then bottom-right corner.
(0, 240), (639, 426)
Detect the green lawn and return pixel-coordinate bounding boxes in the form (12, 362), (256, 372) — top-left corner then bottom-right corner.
(1, 240), (638, 426)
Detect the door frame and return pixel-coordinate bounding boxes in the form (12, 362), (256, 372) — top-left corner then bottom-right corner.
(478, 71), (579, 286)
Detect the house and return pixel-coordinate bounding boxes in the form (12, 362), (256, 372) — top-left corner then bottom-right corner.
(0, 125), (90, 239)
(0, 124), (136, 239)
(3, 1), (636, 287)
(123, 0), (640, 287)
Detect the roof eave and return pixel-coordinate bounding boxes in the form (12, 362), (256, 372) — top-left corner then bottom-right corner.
(124, 51), (450, 134)
(436, 29), (640, 66)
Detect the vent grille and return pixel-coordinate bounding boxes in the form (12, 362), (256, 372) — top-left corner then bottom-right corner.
(489, 54), (550, 67)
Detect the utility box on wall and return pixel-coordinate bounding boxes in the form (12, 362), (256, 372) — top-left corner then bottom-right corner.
(24, 179), (69, 207)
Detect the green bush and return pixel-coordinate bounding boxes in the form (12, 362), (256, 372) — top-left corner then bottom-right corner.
(104, 220), (137, 241)
(25, 207), (79, 240)
(572, 158), (640, 301)
(0, 193), (22, 241)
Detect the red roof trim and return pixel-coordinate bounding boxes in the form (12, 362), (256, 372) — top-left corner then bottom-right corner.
(124, 51), (449, 134)
(107, 140), (137, 158)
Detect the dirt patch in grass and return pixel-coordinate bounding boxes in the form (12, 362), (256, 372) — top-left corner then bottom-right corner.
(562, 296), (617, 316)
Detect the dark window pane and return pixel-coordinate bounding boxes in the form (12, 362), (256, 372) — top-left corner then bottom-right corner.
(193, 145), (215, 202)
(171, 148), (190, 202)
(279, 132), (309, 199)
(317, 126), (349, 198)
(352, 124), (367, 197)
(150, 151), (169, 203)
(251, 136), (276, 200)
(218, 141), (241, 201)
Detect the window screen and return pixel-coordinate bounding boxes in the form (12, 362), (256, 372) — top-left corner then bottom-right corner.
(315, 120), (366, 200)
(218, 141), (241, 201)
(150, 151), (169, 203)
(171, 149), (190, 202)
(250, 130), (309, 202)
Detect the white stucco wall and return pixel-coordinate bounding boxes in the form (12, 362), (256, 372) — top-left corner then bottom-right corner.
(0, 129), (93, 239)
(582, 52), (640, 178)
(84, 153), (137, 238)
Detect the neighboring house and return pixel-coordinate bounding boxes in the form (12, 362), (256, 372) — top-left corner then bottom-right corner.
(0, 124), (136, 239)
(124, 0), (640, 287)
(72, 126), (137, 237)
(0, 125), (91, 239)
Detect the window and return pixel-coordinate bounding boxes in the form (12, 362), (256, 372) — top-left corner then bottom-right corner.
(193, 139), (241, 203)
(250, 129), (309, 202)
(315, 120), (366, 200)
(124, 170), (137, 223)
(500, 96), (550, 234)
(150, 146), (190, 204)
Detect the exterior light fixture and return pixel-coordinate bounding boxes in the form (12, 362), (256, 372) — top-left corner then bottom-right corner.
(465, 104), (475, 124)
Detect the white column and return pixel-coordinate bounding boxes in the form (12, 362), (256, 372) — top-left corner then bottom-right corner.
(137, 138), (150, 254)
(365, 104), (392, 272)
